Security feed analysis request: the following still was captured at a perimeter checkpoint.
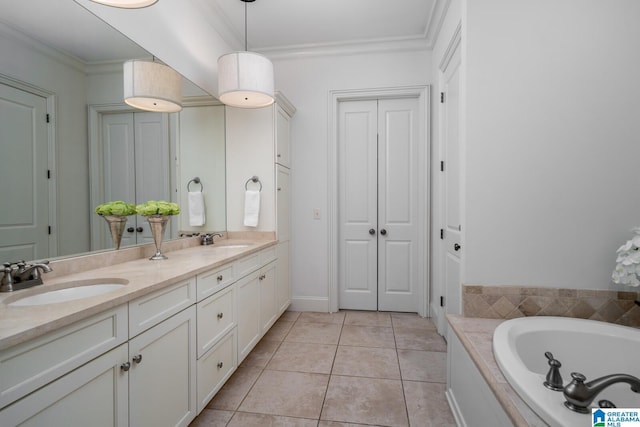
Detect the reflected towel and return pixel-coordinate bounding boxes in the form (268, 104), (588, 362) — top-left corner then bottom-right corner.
(188, 191), (206, 226)
(243, 190), (260, 227)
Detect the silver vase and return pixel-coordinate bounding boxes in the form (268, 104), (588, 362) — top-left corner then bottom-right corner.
(102, 215), (128, 250)
(147, 215), (170, 260)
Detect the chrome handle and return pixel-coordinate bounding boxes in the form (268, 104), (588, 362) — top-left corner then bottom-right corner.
(120, 362), (131, 372)
(132, 354), (143, 364)
(217, 312), (224, 320)
(380, 229), (387, 236)
(217, 275), (223, 282)
(454, 243), (461, 251)
(217, 362), (224, 369)
(369, 228), (376, 235)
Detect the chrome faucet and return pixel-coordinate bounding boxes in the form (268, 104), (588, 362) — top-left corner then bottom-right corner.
(0, 260), (52, 292)
(563, 371), (640, 413)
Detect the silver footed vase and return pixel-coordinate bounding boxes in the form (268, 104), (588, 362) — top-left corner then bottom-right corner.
(102, 215), (128, 250)
(147, 215), (170, 260)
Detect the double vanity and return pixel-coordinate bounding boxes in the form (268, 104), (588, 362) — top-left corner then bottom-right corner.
(0, 237), (289, 426)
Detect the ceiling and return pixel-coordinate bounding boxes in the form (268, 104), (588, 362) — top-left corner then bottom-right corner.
(0, 0), (448, 63)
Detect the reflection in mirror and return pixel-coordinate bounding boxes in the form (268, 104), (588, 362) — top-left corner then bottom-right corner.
(0, 0), (226, 264)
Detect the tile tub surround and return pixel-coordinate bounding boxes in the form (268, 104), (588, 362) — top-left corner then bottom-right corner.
(191, 311), (456, 427)
(0, 236), (276, 350)
(463, 284), (640, 326)
(446, 315), (546, 427)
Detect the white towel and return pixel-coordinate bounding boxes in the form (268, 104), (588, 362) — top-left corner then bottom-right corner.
(243, 190), (260, 227)
(188, 191), (206, 226)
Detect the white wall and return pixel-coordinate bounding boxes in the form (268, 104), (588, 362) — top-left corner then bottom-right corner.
(464, 0), (640, 289)
(272, 50), (432, 309)
(0, 24), (90, 257)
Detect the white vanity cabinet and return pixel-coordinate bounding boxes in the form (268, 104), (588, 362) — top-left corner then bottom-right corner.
(259, 261), (278, 335)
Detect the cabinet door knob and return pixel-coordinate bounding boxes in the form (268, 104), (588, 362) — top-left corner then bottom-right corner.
(380, 229), (387, 236)
(136, 227), (144, 233)
(132, 354), (143, 364)
(120, 362), (131, 372)
(259, 274), (266, 280)
(217, 275), (223, 282)
(277, 187), (282, 191)
(369, 228), (376, 235)
(217, 362), (224, 369)
(217, 312), (224, 320)
(127, 227), (135, 233)
(454, 243), (461, 251)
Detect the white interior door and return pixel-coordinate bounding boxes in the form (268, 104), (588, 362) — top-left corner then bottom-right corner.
(338, 100), (378, 310)
(440, 44), (463, 336)
(377, 98), (420, 312)
(0, 83), (49, 261)
(338, 98), (421, 312)
(99, 111), (170, 248)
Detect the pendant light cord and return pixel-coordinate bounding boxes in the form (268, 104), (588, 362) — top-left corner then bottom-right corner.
(244, 0), (248, 51)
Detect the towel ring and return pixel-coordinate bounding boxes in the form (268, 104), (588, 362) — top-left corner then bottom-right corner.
(187, 177), (203, 192)
(245, 176), (262, 192)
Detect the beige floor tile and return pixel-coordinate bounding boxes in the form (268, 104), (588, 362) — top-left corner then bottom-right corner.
(239, 370), (330, 419)
(403, 381), (456, 426)
(279, 311), (302, 322)
(332, 346), (400, 379)
(228, 412), (318, 427)
(319, 422), (386, 427)
(339, 325), (395, 348)
(394, 328), (447, 351)
(262, 319), (295, 342)
(397, 350), (446, 382)
(284, 321), (343, 344)
(298, 311), (346, 324)
(321, 375), (408, 427)
(267, 341), (337, 374)
(390, 313), (437, 331)
(207, 366), (263, 411)
(344, 311), (392, 327)
(188, 409), (233, 427)
(240, 339), (281, 368)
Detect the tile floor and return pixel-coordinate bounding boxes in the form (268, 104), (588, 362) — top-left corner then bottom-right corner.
(190, 311), (456, 427)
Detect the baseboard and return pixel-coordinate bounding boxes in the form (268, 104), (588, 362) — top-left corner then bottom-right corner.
(288, 296), (330, 312)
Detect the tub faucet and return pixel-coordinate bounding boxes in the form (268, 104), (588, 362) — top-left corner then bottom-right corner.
(543, 352), (564, 391)
(563, 371), (640, 413)
(0, 260), (52, 292)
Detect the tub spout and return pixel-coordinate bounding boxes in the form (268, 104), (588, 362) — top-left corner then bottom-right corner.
(563, 372), (640, 413)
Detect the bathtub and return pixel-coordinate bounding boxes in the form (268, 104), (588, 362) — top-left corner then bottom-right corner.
(493, 316), (640, 427)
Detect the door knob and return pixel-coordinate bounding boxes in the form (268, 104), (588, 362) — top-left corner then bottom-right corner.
(380, 229), (387, 236)
(136, 227), (143, 233)
(120, 362), (131, 372)
(454, 243), (461, 251)
(127, 227), (135, 233)
(369, 228), (376, 235)
(132, 354), (143, 364)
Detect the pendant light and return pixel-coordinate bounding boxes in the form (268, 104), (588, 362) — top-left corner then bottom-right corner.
(89, 0), (158, 8)
(123, 60), (183, 113)
(217, 0), (274, 108)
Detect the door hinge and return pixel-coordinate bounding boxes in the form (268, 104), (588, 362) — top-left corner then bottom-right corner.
(440, 92), (445, 103)
(47, 169), (51, 179)
(46, 113), (50, 123)
(48, 226), (52, 235)
(440, 296), (445, 307)
(440, 161), (445, 172)
(440, 229), (444, 239)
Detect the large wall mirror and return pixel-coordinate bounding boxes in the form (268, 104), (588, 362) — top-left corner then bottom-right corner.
(0, 0), (226, 263)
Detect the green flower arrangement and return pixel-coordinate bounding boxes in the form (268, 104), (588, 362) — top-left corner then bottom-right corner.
(136, 200), (181, 217)
(95, 201), (137, 216)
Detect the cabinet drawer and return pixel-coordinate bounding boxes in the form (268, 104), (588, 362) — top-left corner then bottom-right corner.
(260, 246), (277, 265)
(197, 285), (235, 358)
(235, 252), (261, 278)
(196, 263), (235, 302)
(196, 329), (236, 413)
(129, 278), (196, 337)
(0, 305), (128, 409)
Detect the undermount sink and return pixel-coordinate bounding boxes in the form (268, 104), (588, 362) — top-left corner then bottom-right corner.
(6, 279), (128, 307)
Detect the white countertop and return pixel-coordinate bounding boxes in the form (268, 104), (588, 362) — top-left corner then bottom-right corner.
(0, 239), (276, 351)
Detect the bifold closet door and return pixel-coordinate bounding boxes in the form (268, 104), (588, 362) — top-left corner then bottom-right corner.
(338, 97), (420, 312)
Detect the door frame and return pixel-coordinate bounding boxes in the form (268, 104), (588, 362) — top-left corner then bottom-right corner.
(88, 103), (179, 250)
(328, 85), (430, 316)
(0, 74), (58, 257)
